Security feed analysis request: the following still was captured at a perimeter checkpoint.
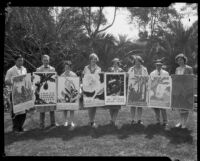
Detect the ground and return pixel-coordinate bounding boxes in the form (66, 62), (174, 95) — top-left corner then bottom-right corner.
(4, 107), (197, 160)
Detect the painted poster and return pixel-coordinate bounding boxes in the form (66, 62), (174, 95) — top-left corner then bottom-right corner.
(57, 76), (80, 110)
(171, 75), (194, 110)
(105, 73), (126, 105)
(149, 76), (171, 109)
(33, 72), (57, 106)
(127, 74), (149, 107)
(82, 73), (105, 107)
(12, 73), (34, 114)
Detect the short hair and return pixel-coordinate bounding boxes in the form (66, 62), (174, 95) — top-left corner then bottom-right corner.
(14, 54), (23, 61)
(175, 53), (188, 64)
(63, 60), (72, 67)
(89, 53), (99, 62)
(42, 54), (50, 61)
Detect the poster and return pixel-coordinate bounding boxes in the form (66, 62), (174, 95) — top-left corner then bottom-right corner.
(105, 73), (126, 105)
(57, 76), (80, 110)
(149, 76), (171, 109)
(82, 73), (105, 107)
(127, 74), (149, 107)
(33, 72), (57, 106)
(12, 73), (34, 114)
(171, 75), (194, 110)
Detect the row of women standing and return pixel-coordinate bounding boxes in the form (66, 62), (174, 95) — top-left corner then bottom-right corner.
(5, 52), (193, 133)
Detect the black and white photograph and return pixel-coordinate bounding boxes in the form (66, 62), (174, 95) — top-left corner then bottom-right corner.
(3, 4), (197, 159)
(105, 72), (126, 105)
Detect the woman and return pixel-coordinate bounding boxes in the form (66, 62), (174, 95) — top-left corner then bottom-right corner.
(127, 55), (148, 125)
(82, 53), (101, 128)
(175, 53), (193, 128)
(107, 58), (124, 126)
(59, 60), (77, 130)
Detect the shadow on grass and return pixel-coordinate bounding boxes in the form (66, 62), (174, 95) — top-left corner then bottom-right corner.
(4, 123), (193, 146)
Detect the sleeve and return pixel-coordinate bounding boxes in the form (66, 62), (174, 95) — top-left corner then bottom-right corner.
(189, 66), (193, 75)
(5, 69), (12, 82)
(143, 67), (148, 76)
(175, 68), (178, 74)
(36, 67), (40, 72)
(82, 66), (87, 75)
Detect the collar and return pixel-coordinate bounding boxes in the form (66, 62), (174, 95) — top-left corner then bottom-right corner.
(43, 65), (50, 68)
(14, 65), (22, 70)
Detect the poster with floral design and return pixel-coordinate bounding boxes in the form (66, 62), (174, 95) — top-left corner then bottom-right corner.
(33, 72), (57, 106)
(82, 73), (105, 107)
(149, 76), (171, 109)
(105, 73), (126, 105)
(57, 76), (80, 110)
(127, 74), (149, 107)
(12, 73), (34, 114)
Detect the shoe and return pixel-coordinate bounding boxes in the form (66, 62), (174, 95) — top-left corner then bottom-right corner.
(162, 123), (168, 127)
(91, 122), (98, 128)
(137, 120), (143, 125)
(39, 124), (45, 129)
(110, 120), (115, 126)
(69, 122), (76, 130)
(175, 122), (182, 128)
(131, 120), (135, 125)
(181, 125), (186, 129)
(64, 122), (69, 127)
(156, 122), (161, 125)
(20, 128), (28, 132)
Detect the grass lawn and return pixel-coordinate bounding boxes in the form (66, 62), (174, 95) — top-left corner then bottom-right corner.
(4, 107), (197, 160)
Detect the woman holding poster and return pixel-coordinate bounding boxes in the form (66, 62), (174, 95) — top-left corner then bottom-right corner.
(59, 60), (77, 130)
(107, 58), (124, 126)
(175, 53), (193, 129)
(82, 53), (101, 128)
(127, 55), (148, 125)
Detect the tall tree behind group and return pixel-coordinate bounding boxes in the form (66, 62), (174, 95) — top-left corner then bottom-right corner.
(4, 7), (57, 74)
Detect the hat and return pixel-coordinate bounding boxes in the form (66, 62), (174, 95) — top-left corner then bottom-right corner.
(112, 58), (120, 63)
(135, 55), (144, 64)
(175, 53), (187, 63)
(154, 59), (163, 65)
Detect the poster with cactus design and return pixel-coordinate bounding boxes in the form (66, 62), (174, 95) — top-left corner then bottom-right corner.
(149, 76), (171, 109)
(33, 72), (57, 106)
(171, 75), (194, 110)
(12, 74), (34, 114)
(127, 74), (149, 107)
(57, 76), (80, 110)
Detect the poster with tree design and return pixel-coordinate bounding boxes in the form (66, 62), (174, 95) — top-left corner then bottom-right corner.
(12, 73), (34, 114)
(33, 72), (57, 106)
(149, 76), (171, 109)
(127, 74), (149, 107)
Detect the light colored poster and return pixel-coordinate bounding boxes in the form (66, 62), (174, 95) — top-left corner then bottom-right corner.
(82, 73), (105, 107)
(149, 76), (171, 109)
(105, 73), (126, 105)
(57, 76), (80, 110)
(171, 75), (194, 110)
(12, 73), (34, 114)
(127, 74), (149, 107)
(33, 72), (57, 106)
